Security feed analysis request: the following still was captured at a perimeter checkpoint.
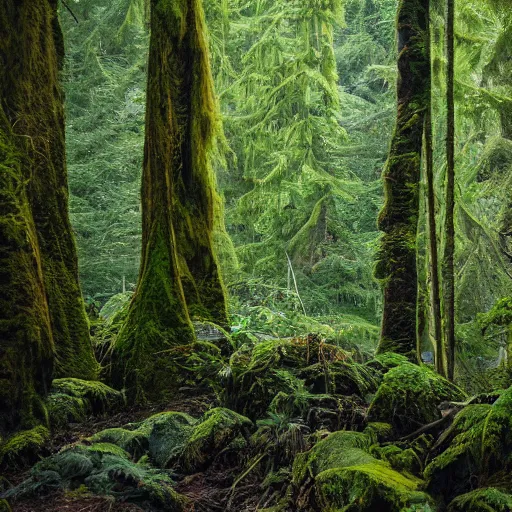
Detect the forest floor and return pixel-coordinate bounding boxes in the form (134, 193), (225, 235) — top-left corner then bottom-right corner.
(2, 333), (511, 512)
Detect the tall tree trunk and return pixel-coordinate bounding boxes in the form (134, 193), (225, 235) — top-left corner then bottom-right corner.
(424, 17), (445, 376)
(113, 0), (228, 402)
(375, 0), (430, 361)
(443, 0), (456, 381)
(0, 0), (97, 433)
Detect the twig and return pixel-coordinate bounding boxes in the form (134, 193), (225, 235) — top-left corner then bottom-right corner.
(62, 0), (79, 24)
(285, 251), (307, 316)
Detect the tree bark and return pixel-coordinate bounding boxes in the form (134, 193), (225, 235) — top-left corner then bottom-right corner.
(112, 0), (228, 401)
(375, 0), (430, 361)
(443, 0), (456, 381)
(0, 0), (97, 432)
(424, 16), (445, 376)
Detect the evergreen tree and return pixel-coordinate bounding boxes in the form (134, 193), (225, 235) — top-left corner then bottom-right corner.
(0, 0), (97, 433)
(112, 0), (228, 401)
(375, 0), (430, 360)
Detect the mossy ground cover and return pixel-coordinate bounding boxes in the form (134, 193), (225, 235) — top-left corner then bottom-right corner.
(2, 340), (511, 511)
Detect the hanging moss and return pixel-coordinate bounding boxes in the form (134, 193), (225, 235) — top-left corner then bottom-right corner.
(368, 362), (466, 436)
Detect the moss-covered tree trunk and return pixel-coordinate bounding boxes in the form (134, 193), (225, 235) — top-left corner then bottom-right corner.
(443, 0), (456, 381)
(375, 0), (429, 361)
(0, 0), (97, 432)
(113, 0), (228, 401)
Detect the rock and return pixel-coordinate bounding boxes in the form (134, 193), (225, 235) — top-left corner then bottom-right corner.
(367, 362), (466, 436)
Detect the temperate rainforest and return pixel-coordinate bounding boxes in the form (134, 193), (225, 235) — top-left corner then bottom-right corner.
(1, 0), (511, 511)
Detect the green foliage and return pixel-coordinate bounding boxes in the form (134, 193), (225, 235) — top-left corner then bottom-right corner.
(447, 488), (512, 512)
(368, 362), (467, 436)
(3, 444), (189, 510)
(61, 0), (148, 298)
(425, 386), (512, 502)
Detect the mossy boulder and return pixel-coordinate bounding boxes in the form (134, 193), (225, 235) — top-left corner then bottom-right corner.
(89, 411), (196, 465)
(368, 362), (466, 436)
(147, 412), (196, 468)
(315, 463), (432, 512)
(2, 443), (189, 510)
(88, 427), (148, 460)
(0, 426), (50, 467)
(447, 488), (512, 512)
(425, 386), (512, 502)
(293, 430), (433, 511)
(182, 407), (252, 471)
(370, 444), (421, 474)
(46, 378), (123, 428)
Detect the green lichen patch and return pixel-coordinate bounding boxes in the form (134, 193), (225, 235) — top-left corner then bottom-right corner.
(368, 362), (466, 436)
(425, 386), (512, 502)
(447, 488), (512, 512)
(182, 407), (252, 471)
(0, 426), (50, 468)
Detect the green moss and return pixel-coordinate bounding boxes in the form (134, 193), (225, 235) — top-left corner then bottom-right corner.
(370, 444), (421, 474)
(183, 407), (252, 471)
(89, 410), (197, 466)
(368, 362), (466, 436)
(147, 411), (196, 468)
(84, 443), (130, 459)
(364, 422), (394, 443)
(89, 427), (148, 460)
(315, 463), (432, 512)
(365, 353), (410, 373)
(292, 431), (374, 485)
(50, 378), (123, 414)
(447, 488), (512, 512)
(45, 393), (87, 428)
(425, 386), (512, 502)
(0, 426), (50, 467)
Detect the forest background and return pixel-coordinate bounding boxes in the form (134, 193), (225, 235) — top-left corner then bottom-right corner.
(64, 0), (511, 380)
